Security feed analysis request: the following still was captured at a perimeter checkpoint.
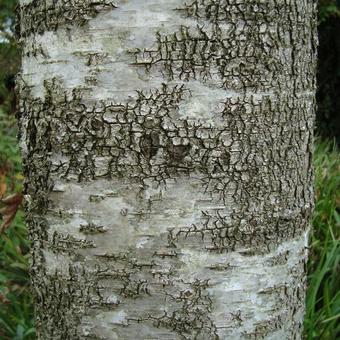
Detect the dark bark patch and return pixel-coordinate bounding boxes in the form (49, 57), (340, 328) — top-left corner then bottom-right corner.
(140, 131), (160, 160)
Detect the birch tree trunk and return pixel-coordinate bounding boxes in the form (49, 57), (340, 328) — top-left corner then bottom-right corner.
(17, 0), (317, 339)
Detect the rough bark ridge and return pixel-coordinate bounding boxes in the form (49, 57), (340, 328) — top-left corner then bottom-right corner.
(18, 0), (317, 339)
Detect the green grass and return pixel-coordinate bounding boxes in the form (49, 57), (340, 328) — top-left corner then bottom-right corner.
(0, 105), (339, 338)
(0, 108), (35, 340)
(0, 211), (34, 340)
(304, 141), (340, 339)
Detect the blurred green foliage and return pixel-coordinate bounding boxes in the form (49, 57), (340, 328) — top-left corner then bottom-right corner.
(0, 0), (16, 33)
(319, 0), (340, 22)
(0, 0), (19, 115)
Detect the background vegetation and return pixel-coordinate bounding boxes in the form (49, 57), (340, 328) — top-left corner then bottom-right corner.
(0, 1), (339, 339)
(318, 0), (340, 145)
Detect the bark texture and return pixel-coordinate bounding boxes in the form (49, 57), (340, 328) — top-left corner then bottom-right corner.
(17, 0), (317, 339)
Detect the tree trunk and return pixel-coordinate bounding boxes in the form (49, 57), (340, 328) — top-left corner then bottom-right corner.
(17, 0), (317, 339)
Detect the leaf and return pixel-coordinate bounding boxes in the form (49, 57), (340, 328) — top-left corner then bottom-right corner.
(0, 293), (10, 305)
(0, 192), (22, 233)
(0, 172), (7, 198)
(14, 173), (24, 181)
(15, 324), (25, 340)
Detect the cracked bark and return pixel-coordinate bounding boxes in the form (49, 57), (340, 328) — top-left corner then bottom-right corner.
(17, 0), (317, 339)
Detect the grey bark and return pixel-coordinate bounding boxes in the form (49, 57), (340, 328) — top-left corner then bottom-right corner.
(17, 0), (317, 339)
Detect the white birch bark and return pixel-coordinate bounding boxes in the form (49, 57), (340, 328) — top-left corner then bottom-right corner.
(17, 0), (317, 339)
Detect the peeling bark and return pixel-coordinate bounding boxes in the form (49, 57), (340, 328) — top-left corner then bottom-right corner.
(18, 0), (317, 339)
